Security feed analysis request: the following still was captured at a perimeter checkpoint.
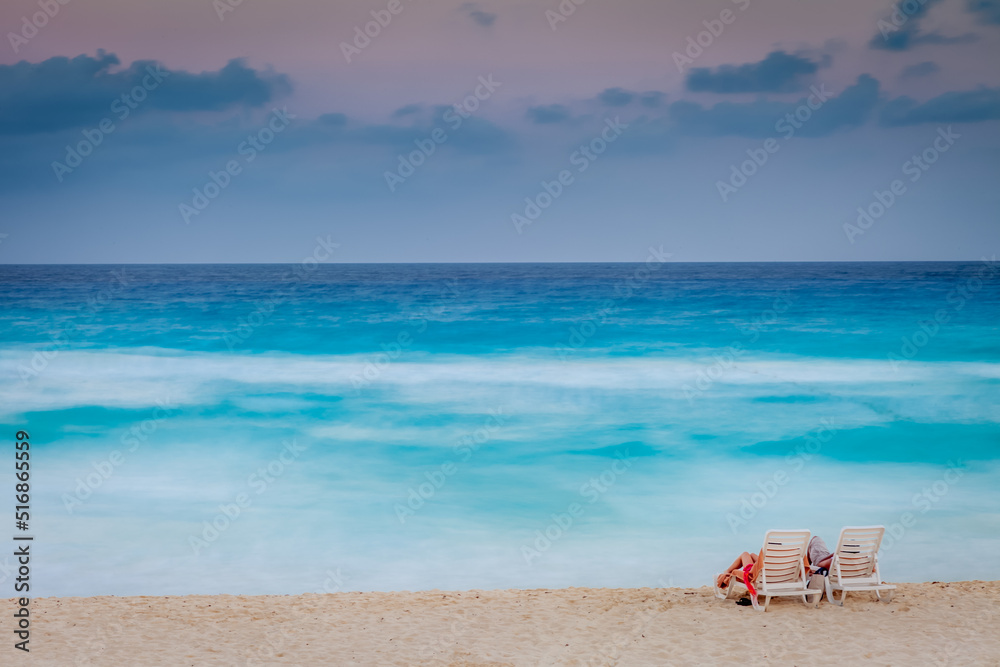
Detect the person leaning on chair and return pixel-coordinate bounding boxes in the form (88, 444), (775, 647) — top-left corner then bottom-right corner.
(715, 550), (758, 590)
(714, 535), (832, 592)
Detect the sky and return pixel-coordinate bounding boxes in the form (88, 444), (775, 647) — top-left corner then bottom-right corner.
(0, 0), (998, 263)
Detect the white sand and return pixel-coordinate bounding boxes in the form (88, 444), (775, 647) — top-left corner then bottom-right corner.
(5, 581), (998, 665)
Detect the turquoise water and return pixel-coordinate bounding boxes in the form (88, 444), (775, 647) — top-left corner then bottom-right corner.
(1, 262), (998, 596)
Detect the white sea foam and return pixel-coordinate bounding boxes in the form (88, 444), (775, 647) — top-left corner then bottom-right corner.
(4, 347), (999, 418)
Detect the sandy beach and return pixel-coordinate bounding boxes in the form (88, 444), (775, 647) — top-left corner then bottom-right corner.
(5, 581), (998, 666)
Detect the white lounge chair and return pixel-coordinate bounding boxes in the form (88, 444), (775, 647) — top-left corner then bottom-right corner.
(715, 529), (816, 611)
(824, 525), (896, 605)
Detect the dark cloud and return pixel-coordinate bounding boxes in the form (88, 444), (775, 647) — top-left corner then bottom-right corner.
(597, 88), (635, 106)
(391, 104), (423, 118)
(276, 103), (515, 158)
(0, 52), (291, 135)
(875, 29), (976, 50)
(869, 0), (977, 50)
(526, 104), (572, 124)
(596, 88), (666, 108)
(880, 86), (1000, 125)
(967, 0), (1000, 23)
(669, 74), (880, 138)
(0, 78), (517, 193)
(318, 112), (348, 127)
(899, 61), (940, 79)
(460, 3), (496, 27)
(639, 92), (666, 108)
(685, 51), (821, 94)
(438, 116), (513, 154)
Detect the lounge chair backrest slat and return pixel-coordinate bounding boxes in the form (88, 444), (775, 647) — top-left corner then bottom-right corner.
(759, 529), (810, 587)
(834, 526), (885, 580)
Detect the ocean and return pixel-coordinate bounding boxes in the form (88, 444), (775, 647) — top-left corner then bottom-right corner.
(1, 261), (998, 597)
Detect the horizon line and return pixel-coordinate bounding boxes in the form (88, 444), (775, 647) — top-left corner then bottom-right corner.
(0, 259), (994, 266)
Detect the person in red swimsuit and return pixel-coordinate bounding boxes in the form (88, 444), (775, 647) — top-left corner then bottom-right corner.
(715, 550), (759, 589)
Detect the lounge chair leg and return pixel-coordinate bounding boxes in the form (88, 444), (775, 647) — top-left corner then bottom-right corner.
(714, 581), (726, 600)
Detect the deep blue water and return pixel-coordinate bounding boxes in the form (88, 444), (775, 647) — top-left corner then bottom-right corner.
(1, 262), (998, 596)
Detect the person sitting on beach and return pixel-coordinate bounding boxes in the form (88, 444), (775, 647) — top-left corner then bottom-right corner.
(716, 535), (833, 591)
(715, 550), (760, 590)
(808, 535), (834, 573)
